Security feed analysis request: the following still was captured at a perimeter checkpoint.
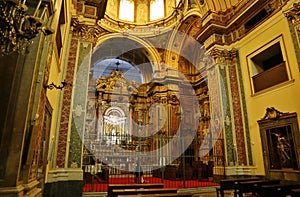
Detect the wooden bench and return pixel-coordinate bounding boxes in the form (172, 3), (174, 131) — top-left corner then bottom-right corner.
(108, 184), (164, 197)
(112, 188), (178, 197)
(216, 177), (261, 197)
(118, 192), (193, 197)
(258, 181), (300, 197)
(237, 179), (280, 197)
(291, 188), (300, 197)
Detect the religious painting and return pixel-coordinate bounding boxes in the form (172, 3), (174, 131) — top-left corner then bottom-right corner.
(266, 126), (297, 169)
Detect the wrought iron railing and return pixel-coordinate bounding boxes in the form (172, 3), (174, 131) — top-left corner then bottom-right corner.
(82, 135), (225, 192)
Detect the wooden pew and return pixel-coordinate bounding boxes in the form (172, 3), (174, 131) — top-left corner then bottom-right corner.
(216, 177), (261, 197)
(237, 179), (280, 197)
(118, 192), (193, 197)
(291, 188), (300, 197)
(258, 181), (300, 197)
(112, 188), (178, 197)
(108, 183), (164, 197)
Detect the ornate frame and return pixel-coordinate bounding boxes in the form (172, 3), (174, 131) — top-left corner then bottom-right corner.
(258, 108), (300, 180)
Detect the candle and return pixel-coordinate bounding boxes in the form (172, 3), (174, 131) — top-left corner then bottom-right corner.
(39, 5), (47, 18)
(33, 0), (42, 17)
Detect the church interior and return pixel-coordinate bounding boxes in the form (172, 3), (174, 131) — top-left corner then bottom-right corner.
(1, 0), (300, 196)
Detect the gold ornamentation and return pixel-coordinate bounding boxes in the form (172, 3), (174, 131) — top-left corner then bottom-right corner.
(209, 48), (238, 64)
(71, 17), (107, 43)
(262, 107), (288, 120)
(285, 2), (300, 25)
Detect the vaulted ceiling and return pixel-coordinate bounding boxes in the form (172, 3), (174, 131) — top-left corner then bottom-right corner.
(202, 0), (244, 12)
(80, 0), (246, 20)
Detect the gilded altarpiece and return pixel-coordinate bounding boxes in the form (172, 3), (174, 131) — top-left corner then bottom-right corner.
(90, 69), (187, 169)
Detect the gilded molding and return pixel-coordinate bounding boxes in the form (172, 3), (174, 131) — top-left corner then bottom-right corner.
(285, 2), (300, 25)
(98, 15), (179, 36)
(197, 0), (286, 49)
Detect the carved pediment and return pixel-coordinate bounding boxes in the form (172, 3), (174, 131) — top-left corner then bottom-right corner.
(261, 107), (288, 120)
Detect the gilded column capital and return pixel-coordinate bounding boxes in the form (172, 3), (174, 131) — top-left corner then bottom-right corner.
(209, 48), (238, 65)
(285, 2), (300, 25)
(71, 17), (107, 43)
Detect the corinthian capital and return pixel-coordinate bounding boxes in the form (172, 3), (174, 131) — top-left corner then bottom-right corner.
(285, 2), (300, 25)
(71, 17), (106, 43)
(209, 48), (238, 64)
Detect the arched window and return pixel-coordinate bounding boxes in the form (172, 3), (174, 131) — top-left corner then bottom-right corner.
(93, 59), (143, 83)
(150, 0), (164, 21)
(119, 0), (134, 21)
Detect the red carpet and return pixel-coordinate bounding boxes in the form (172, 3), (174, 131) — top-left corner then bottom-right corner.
(83, 177), (219, 192)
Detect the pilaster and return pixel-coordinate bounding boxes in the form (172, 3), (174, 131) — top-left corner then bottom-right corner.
(284, 1), (300, 71)
(209, 48), (253, 175)
(68, 41), (92, 168)
(45, 18), (98, 197)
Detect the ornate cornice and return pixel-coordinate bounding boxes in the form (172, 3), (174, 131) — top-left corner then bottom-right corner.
(97, 12), (180, 36)
(197, 0), (286, 49)
(71, 17), (107, 43)
(285, 2), (300, 25)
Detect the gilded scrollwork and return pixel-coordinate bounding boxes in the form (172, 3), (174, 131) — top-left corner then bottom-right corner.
(71, 17), (107, 43)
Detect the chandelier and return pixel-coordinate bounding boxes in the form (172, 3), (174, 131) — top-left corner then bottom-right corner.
(0, 0), (54, 56)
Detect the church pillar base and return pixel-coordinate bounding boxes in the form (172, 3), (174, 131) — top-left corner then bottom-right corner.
(43, 168), (83, 197)
(225, 166), (259, 177)
(0, 185), (24, 197)
(0, 180), (43, 197)
(213, 166), (262, 181)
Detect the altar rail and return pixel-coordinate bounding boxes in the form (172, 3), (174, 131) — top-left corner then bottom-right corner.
(82, 135), (225, 192)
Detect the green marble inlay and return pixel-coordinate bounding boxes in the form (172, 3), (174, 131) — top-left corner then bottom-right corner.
(69, 118), (83, 167)
(235, 57), (253, 166)
(219, 66), (235, 165)
(68, 42), (92, 167)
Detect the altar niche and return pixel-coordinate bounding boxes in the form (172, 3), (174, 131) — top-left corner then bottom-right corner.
(103, 107), (128, 146)
(258, 108), (300, 181)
